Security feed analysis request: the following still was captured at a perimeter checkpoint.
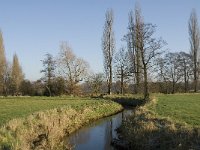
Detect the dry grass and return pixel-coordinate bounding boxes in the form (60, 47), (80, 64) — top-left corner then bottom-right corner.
(120, 97), (200, 150)
(0, 100), (122, 150)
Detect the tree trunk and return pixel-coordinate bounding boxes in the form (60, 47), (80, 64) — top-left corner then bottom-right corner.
(184, 78), (187, 93)
(194, 61), (197, 92)
(143, 64), (149, 100)
(120, 66), (124, 95)
(184, 64), (188, 93)
(135, 49), (141, 94)
(46, 85), (51, 97)
(107, 26), (112, 95)
(110, 64), (112, 94)
(108, 82), (111, 94)
(107, 63), (112, 95)
(172, 81), (175, 94)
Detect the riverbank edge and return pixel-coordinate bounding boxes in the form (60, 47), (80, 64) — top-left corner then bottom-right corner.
(118, 97), (200, 149)
(0, 100), (123, 150)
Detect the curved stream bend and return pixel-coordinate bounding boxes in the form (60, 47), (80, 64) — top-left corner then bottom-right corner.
(68, 109), (132, 150)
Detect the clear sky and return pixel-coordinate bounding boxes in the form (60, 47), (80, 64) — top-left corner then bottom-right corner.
(0, 0), (199, 81)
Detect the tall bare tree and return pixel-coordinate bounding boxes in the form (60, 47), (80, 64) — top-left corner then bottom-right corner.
(57, 42), (89, 95)
(130, 5), (165, 99)
(41, 53), (56, 96)
(134, 6), (144, 93)
(102, 9), (115, 95)
(11, 53), (24, 95)
(125, 8), (144, 94)
(0, 30), (6, 95)
(189, 9), (200, 92)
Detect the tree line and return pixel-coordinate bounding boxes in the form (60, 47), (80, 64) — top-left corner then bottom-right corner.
(0, 31), (24, 96)
(102, 5), (200, 100)
(0, 5), (199, 99)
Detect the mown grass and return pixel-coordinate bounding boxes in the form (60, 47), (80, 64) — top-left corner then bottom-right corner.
(152, 94), (200, 126)
(0, 96), (123, 149)
(0, 96), (103, 126)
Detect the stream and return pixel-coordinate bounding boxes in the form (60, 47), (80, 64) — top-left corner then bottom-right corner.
(68, 109), (133, 150)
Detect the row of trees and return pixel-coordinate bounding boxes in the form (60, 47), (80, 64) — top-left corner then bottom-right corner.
(102, 6), (165, 99)
(102, 6), (200, 99)
(40, 42), (89, 96)
(0, 31), (24, 96)
(0, 5), (199, 98)
(155, 51), (192, 94)
(0, 31), (89, 96)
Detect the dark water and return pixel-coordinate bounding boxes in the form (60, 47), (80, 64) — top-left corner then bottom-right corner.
(68, 109), (133, 150)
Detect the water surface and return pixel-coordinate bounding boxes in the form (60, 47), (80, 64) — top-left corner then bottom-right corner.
(68, 109), (132, 150)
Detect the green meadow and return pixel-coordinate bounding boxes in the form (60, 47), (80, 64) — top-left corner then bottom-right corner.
(0, 96), (115, 126)
(153, 94), (200, 126)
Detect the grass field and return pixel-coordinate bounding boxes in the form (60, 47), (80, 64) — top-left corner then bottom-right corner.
(153, 94), (200, 126)
(0, 96), (122, 149)
(2, 94), (200, 149)
(0, 96), (111, 126)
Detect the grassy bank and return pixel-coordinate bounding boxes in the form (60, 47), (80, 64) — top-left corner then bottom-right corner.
(0, 97), (122, 150)
(119, 94), (200, 149)
(0, 96), (105, 126)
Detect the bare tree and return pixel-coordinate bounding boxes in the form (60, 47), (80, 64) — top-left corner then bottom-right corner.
(126, 9), (143, 94)
(115, 47), (131, 94)
(140, 25), (165, 99)
(155, 52), (193, 94)
(188, 9), (200, 92)
(0, 30), (6, 95)
(57, 42), (89, 95)
(134, 6), (143, 93)
(11, 53), (24, 95)
(86, 73), (104, 96)
(179, 52), (193, 92)
(164, 52), (183, 94)
(102, 9), (115, 95)
(40, 53), (56, 96)
(131, 5), (165, 99)
(126, 11), (137, 92)
(155, 56), (169, 93)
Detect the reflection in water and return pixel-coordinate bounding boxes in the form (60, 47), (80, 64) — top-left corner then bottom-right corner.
(68, 109), (132, 150)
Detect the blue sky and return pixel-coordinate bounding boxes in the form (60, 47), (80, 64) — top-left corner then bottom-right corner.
(0, 0), (199, 81)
